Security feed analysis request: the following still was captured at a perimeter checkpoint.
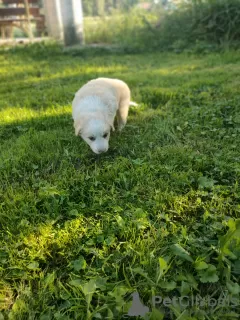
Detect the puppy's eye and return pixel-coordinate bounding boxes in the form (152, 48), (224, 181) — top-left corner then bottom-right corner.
(103, 133), (108, 138)
(89, 136), (95, 141)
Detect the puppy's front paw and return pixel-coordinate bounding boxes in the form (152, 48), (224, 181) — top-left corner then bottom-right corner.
(118, 124), (125, 132)
(117, 119), (126, 131)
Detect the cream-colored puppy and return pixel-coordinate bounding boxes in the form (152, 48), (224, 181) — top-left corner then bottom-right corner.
(72, 77), (137, 154)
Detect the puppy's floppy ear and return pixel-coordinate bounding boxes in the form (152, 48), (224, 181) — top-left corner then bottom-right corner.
(106, 118), (115, 131)
(110, 123), (115, 132)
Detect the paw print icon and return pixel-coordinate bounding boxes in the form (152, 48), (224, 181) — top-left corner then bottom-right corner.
(127, 292), (150, 317)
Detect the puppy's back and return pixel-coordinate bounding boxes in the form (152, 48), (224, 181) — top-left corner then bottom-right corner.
(95, 78), (130, 103)
(74, 78), (130, 106)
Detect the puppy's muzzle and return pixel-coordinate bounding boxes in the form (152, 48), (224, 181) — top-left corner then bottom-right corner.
(95, 148), (108, 154)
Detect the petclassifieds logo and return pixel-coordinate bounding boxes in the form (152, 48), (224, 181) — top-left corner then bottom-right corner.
(122, 291), (239, 318)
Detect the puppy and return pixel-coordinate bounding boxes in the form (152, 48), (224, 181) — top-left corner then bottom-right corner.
(72, 77), (137, 154)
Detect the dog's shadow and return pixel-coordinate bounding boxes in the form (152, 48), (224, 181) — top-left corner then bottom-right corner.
(72, 146), (121, 169)
(87, 146), (120, 164)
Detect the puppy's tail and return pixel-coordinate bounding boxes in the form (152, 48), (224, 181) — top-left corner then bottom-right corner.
(129, 101), (138, 107)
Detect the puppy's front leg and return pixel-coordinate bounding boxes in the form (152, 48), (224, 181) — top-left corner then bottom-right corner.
(117, 99), (130, 131)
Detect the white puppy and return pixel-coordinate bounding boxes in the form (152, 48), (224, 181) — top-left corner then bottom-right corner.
(72, 77), (137, 154)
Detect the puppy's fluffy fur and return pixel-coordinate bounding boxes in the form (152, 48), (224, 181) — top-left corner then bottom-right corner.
(72, 77), (136, 154)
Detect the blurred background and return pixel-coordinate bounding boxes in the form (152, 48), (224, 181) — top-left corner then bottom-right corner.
(0, 0), (240, 52)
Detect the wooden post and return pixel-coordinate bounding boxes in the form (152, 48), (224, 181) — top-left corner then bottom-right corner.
(60, 0), (84, 46)
(1, 26), (6, 40)
(24, 0), (33, 40)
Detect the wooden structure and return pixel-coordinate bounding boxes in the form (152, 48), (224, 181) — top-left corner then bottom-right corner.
(0, 0), (45, 39)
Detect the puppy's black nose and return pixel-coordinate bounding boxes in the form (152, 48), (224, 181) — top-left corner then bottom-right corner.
(96, 148), (107, 154)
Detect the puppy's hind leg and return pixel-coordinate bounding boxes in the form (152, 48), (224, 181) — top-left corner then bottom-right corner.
(117, 99), (130, 131)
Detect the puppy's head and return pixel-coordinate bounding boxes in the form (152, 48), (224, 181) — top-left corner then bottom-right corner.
(75, 117), (112, 154)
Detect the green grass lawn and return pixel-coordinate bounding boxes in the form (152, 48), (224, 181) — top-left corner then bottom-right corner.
(0, 44), (240, 319)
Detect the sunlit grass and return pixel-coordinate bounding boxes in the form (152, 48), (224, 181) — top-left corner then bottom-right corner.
(0, 106), (71, 124)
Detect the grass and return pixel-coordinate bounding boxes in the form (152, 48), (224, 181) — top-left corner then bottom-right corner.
(0, 43), (240, 319)
(83, 12), (158, 50)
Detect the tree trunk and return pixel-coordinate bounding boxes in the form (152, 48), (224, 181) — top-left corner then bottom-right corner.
(60, 0), (84, 46)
